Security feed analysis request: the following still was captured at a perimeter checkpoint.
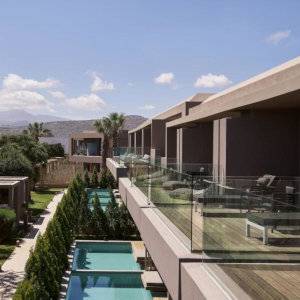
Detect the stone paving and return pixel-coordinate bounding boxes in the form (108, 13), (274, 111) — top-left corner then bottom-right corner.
(0, 191), (64, 300)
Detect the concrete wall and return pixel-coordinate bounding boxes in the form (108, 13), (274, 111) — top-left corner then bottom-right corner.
(69, 155), (103, 164)
(118, 177), (201, 300)
(152, 120), (166, 157)
(136, 131), (142, 148)
(106, 158), (128, 182)
(118, 130), (129, 147)
(182, 122), (213, 164)
(166, 127), (177, 161)
(218, 111), (300, 177)
(144, 127), (151, 154)
(181, 263), (251, 300)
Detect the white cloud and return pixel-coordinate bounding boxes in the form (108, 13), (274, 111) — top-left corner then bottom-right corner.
(266, 30), (291, 45)
(154, 72), (174, 85)
(194, 73), (232, 88)
(0, 89), (53, 111)
(3, 74), (59, 90)
(90, 73), (114, 92)
(139, 104), (155, 110)
(65, 93), (106, 110)
(49, 91), (66, 99)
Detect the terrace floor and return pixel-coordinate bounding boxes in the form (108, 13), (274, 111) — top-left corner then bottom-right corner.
(157, 205), (300, 262)
(219, 264), (300, 300)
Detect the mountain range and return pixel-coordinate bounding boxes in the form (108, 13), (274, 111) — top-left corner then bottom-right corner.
(0, 109), (69, 126)
(0, 114), (147, 152)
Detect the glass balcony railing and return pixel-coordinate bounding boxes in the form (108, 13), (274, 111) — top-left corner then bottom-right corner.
(111, 149), (300, 262)
(199, 178), (300, 262)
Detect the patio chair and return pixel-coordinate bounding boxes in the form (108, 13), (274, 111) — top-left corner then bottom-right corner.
(272, 186), (296, 212)
(246, 174), (278, 196)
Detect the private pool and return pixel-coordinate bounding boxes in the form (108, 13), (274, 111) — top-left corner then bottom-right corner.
(72, 241), (141, 271)
(66, 271), (152, 300)
(67, 241), (153, 300)
(87, 188), (112, 211)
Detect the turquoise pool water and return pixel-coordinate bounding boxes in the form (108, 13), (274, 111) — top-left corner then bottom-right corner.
(87, 188), (112, 211)
(66, 271), (152, 300)
(73, 242), (140, 271)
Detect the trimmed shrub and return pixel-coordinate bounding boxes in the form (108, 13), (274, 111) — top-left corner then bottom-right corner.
(0, 208), (16, 243)
(0, 144), (33, 177)
(14, 175), (85, 300)
(83, 170), (90, 187)
(162, 180), (189, 190)
(42, 143), (65, 158)
(91, 167), (99, 187)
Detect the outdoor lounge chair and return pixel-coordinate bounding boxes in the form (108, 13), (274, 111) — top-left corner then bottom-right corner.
(162, 180), (189, 190)
(246, 212), (300, 244)
(272, 186), (296, 212)
(246, 174), (278, 196)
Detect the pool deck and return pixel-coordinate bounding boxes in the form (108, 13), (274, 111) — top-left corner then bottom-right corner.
(132, 240), (146, 263)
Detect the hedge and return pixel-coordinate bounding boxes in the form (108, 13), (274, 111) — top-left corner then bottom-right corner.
(0, 208), (16, 243)
(14, 175), (84, 300)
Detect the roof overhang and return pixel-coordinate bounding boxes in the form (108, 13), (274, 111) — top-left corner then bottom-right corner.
(129, 93), (213, 133)
(167, 56), (300, 128)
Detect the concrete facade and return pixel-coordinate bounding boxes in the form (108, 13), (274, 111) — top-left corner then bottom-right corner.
(128, 93), (212, 164)
(0, 176), (30, 224)
(116, 56), (300, 300)
(116, 174), (238, 300)
(164, 56), (300, 178)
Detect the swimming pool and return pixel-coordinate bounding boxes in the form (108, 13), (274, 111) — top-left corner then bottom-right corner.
(66, 271), (152, 300)
(67, 241), (152, 300)
(72, 241), (141, 271)
(87, 188), (112, 211)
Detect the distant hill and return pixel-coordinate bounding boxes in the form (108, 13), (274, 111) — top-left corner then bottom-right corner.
(0, 115), (147, 152)
(0, 109), (69, 126)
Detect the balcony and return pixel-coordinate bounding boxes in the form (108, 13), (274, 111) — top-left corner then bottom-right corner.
(69, 138), (103, 164)
(108, 149), (300, 299)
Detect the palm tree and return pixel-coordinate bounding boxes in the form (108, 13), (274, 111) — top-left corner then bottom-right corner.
(94, 113), (125, 169)
(110, 112), (125, 148)
(23, 122), (52, 142)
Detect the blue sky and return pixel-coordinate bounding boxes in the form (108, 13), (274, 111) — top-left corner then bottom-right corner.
(0, 0), (299, 120)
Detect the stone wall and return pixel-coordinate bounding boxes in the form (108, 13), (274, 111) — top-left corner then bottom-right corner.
(37, 159), (85, 187)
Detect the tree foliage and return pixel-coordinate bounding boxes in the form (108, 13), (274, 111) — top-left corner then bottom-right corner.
(0, 144), (33, 177)
(14, 169), (140, 299)
(91, 167), (98, 187)
(0, 134), (48, 165)
(14, 175), (85, 300)
(42, 143), (65, 158)
(83, 170), (90, 187)
(94, 112), (125, 168)
(23, 122), (52, 142)
(0, 208), (16, 243)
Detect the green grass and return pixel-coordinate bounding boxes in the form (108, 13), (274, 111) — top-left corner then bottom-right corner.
(29, 188), (63, 217)
(0, 242), (16, 268)
(0, 188), (63, 268)
(0, 228), (25, 268)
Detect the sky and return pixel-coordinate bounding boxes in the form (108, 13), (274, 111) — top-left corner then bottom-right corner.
(0, 0), (299, 120)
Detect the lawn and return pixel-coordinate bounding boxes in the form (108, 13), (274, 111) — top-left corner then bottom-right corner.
(0, 187), (63, 268)
(29, 187), (63, 217)
(0, 243), (15, 268)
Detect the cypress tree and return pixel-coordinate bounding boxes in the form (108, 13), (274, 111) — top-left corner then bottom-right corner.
(83, 169), (90, 187)
(91, 167), (99, 187)
(79, 191), (91, 235)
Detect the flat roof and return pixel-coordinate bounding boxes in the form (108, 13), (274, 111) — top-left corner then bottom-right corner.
(0, 180), (19, 186)
(70, 131), (104, 139)
(129, 93), (212, 133)
(167, 56), (300, 128)
(0, 176), (28, 181)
